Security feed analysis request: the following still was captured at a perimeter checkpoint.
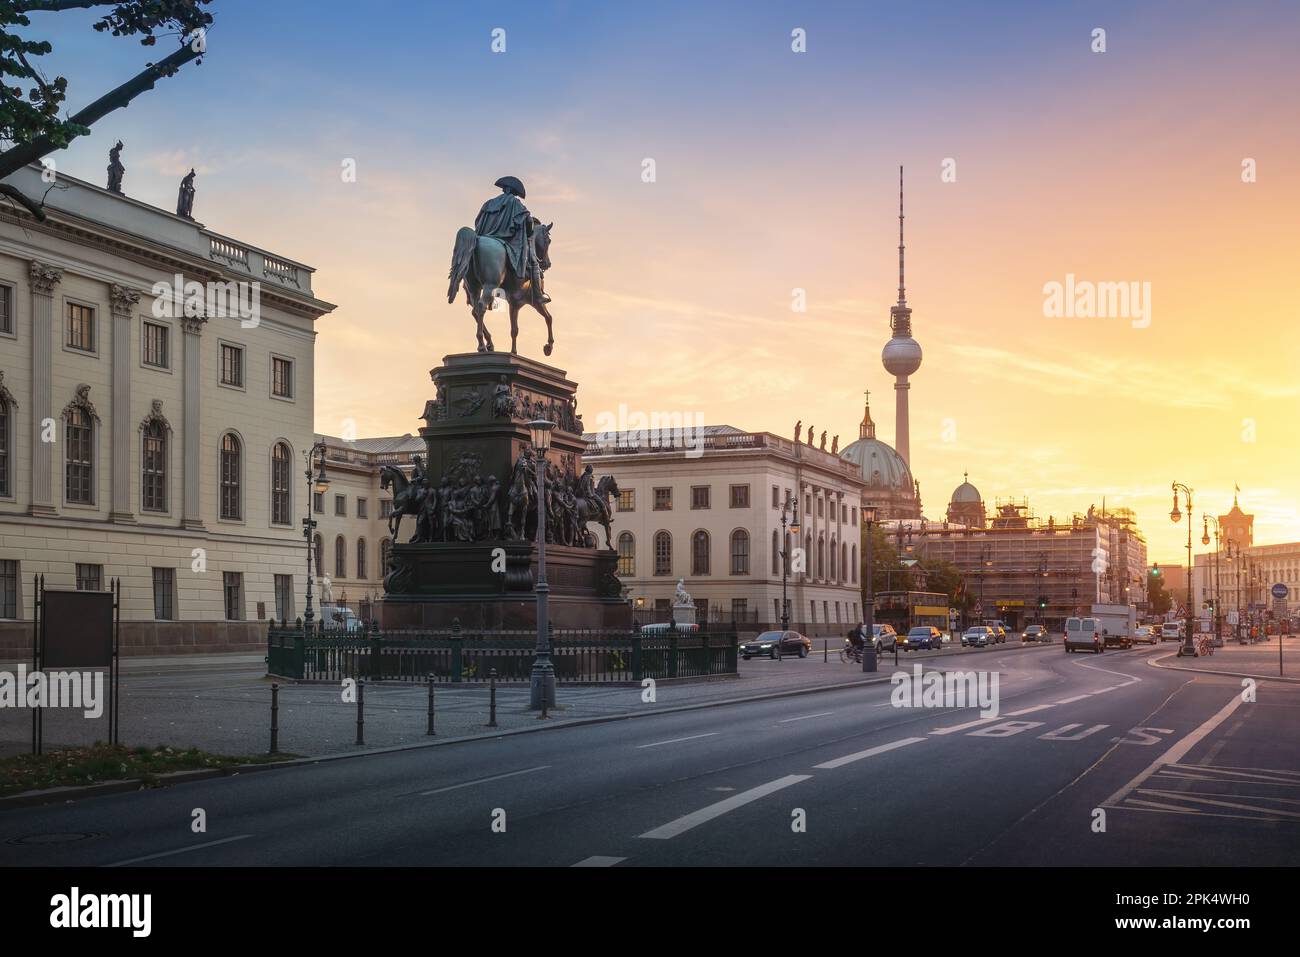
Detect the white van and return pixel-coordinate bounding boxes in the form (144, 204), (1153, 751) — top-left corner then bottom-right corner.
(1160, 622), (1183, 642)
(1064, 617), (1103, 654)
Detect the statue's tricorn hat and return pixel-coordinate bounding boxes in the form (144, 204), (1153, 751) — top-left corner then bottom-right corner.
(494, 175), (526, 199)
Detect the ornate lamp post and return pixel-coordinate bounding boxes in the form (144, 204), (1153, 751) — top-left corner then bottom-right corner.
(1203, 514), (1222, 641)
(1170, 482), (1196, 656)
(862, 505), (878, 672)
(528, 419), (556, 711)
(779, 495), (801, 630)
(302, 442), (329, 633)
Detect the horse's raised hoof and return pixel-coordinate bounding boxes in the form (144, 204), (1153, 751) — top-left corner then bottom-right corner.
(544, 342), (553, 356)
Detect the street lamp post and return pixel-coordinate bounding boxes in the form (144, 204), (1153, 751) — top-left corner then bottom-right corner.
(779, 495), (801, 630)
(1203, 514), (1222, 641)
(1170, 482), (1196, 656)
(862, 505), (878, 672)
(302, 442), (330, 634)
(528, 419), (556, 711)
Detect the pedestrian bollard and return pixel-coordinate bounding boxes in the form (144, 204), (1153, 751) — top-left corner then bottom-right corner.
(823, 640), (827, 662)
(270, 682), (280, 755)
(426, 673), (435, 736)
(894, 645), (899, 666)
(864, 647), (878, 673)
(356, 679), (365, 746)
(487, 668), (498, 728)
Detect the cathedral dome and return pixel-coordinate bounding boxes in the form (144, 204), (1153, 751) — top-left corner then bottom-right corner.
(951, 475), (982, 504)
(840, 436), (913, 490)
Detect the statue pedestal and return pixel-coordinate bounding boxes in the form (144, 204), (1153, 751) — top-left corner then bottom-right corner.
(379, 352), (629, 632)
(671, 602), (697, 626)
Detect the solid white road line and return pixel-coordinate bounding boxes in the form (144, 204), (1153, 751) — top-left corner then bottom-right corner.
(419, 765), (551, 796)
(636, 733), (719, 749)
(812, 737), (926, 769)
(571, 856), (627, 867)
(106, 834), (253, 867)
(1074, 658), (1142, 684)
(1102, 691), (1246, 807)
(638, 774), (812, 840)
(1055, 694), (1092, 704)
(778, 711), (836, 724)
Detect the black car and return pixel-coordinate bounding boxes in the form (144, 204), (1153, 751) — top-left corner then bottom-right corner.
(739, 630), (812, 660)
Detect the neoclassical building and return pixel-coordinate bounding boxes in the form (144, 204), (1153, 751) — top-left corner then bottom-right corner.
(0, 163), (334, 655)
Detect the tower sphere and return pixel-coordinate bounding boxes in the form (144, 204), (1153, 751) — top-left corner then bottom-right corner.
(882, 336), (922, 376)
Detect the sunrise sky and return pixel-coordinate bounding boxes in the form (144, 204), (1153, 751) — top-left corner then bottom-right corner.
(28, 0), (1300, 562)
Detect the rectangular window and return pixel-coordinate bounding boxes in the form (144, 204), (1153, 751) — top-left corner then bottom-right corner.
(729, 484), (750, 508)
(152, 567), (175, 620)
(772, 485), (779, 508)
(142, 425), (166, 512)
(817, 497), (824, 518)
(380, 499), (393, 518)
(357, 498), (367, 519)
(690, 485), (710, 509)
(220, 343), (243, 387)
(66, 302), (95, 351)
(731, 598), (748, 619)
(0, 394), (9, 497)
(617, 489), (635, 512)
(0, 559), (17, 618)
(142, 320), (169, 368)
(0, 284), (12, 335)
(842, 504), (848, 524)
(653, 487), (672, 511)
(274, 574), (293, 622)
(272, 356), (293, 398)
(852, 507), (858, 526)
(313, 492), (323, 514)
(76, 563), (102, 591)
(223, 571), (243, 621)
(335, 494), (346, 516)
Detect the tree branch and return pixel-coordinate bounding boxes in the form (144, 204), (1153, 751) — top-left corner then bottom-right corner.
(0, 182), (49, 219)
(0, 40), (200, 182)
(13, 2), (117, 12)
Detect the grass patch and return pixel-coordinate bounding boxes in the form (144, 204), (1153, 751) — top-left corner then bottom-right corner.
(0, 742), (294, 797)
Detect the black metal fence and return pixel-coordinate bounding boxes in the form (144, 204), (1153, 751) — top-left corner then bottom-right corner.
(267, 620), (738, 683)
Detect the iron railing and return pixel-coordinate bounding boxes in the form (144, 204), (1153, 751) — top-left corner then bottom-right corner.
(267, 620), (738, 683)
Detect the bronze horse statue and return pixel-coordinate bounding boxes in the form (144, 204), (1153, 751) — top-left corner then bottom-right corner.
(575, 475), (619, 550)
(447, 221), (554, 356)
(380, 465), (422, 542)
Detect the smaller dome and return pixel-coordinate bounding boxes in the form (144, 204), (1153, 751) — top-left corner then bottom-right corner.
(951, 473), (981, 504)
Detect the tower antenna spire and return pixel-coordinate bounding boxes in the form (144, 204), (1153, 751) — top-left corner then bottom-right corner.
(897, 164), (906, 306)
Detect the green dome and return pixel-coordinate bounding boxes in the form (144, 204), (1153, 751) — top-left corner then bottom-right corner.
(839, 436), (913, 490)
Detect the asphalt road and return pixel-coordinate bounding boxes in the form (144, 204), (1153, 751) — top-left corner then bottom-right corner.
(2, 642), (1297, 867)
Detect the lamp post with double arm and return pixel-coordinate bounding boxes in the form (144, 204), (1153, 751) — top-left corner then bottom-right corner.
(779, 495), (801, 630)
(1203, 514), (1222, 642)
(302, 442), (330, 634)
(862, 505), (878, 672)
(1170, 482), (1196, 656)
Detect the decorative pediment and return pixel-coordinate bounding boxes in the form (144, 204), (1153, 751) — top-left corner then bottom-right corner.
(61, 383), (100, 424)
(139, 398), (172, 433)
(0, 370), (17, 411)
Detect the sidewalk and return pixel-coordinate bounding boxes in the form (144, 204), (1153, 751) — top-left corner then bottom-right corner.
(1150, 634), (1299, 682)
(0, 642), (1056, 759)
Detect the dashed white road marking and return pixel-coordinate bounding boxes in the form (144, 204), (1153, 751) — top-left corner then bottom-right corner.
(1006, 705), (1055, 717)
(107, 834), (253, 867)
(779, 711), (835, 724)
(812, 736), (927, 769)
(636, 733), (719, 749)
(572, 856), (627, 867)
(1055, 694), (1092, 704)
(639, 774), (812, 840)
(420, 765), (551, 796)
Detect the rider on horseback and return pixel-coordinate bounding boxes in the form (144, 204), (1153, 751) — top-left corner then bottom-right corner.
(474, 176), (551, 304)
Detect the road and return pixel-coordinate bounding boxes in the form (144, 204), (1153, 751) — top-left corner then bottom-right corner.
(2, 642), (1297, 866)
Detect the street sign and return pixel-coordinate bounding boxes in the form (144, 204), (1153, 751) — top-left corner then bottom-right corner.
(1273, 583), (1290, 599)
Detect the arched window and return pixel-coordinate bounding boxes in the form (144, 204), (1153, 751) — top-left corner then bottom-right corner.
(654, 531), (672, 576)
(380, 538), (392, 574)
(141, 420), (166, 512)
(830, 536), (837, 580)
(314, 533), (323, 572)
(772, 530), (780, 575)
(852, 544), (858, 583)
(617, 532), (635, 576)
(219, 432), (241, 520)
(65, 407), (93, 504)
(271, 442), (292, 525)
(692, 530), (710, 575)
(356, 537), (367, 579)
(335, 535), (346, 578)
(731, 530), (750, 575)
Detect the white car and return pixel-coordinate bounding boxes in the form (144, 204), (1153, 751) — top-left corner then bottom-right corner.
(1160, 623), (1183, 641)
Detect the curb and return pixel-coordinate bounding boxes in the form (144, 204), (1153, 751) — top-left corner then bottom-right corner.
(1147, 651), (1299, 684)
(0, 648), (1041, 809)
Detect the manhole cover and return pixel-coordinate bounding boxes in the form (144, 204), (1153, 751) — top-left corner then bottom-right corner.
(7, 832), (101, 845)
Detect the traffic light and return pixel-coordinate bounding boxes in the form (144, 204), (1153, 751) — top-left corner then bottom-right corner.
(1150, 564), (1161, 577)
(1038, 595), (1047, 609)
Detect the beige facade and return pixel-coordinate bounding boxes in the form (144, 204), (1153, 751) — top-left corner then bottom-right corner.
(584, 426), (866, 633)
(0, 165), (333, 654)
